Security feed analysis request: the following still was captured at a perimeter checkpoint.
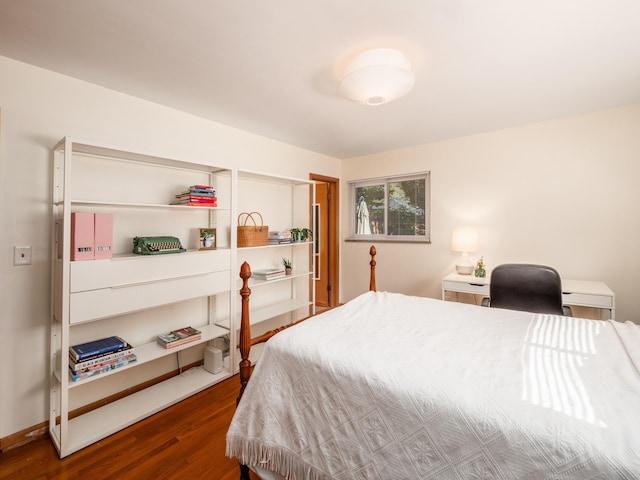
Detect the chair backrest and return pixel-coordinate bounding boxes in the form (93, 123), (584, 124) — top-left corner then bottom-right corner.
(489, 264), (565, 315)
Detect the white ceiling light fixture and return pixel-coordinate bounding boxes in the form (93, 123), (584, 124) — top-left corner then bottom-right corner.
(339, 48), (415, 106)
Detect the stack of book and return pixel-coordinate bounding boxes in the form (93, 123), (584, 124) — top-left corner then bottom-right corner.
(253, 268), (286, 281)
(69, 336), (136, 382)
(268, 231), (293, 245)
(157, 326), (202, 349)
(172, 185), (217, 207)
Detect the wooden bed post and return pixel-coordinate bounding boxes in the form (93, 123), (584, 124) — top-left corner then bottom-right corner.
(237, 261), (252, 406)
(369, 245), (377, 292)
(237, 262), (252, 480)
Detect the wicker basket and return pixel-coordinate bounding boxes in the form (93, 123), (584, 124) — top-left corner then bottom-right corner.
(237, 212), (269, 247)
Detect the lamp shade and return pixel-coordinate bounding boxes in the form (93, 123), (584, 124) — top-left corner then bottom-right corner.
(451, 227), (479, 253)
(339, 48), (415, 105)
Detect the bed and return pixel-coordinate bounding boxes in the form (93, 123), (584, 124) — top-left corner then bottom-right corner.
(227, 247), (640, 479)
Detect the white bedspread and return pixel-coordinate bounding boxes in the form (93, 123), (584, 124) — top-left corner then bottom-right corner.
(227, 291), (640, 479)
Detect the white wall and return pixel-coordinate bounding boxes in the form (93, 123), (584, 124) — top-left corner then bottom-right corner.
(0, 56), (340, 439)
(341, 103), (640, 324)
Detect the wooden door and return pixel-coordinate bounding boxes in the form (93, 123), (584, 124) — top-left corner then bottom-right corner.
(315, 182), (329, 306)
(310, 174), (339, 308)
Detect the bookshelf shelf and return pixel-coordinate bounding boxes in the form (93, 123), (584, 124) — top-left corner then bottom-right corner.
(249, 298), (313, 326)
(245, 270), (312, 288)
(59, 324), (230, 388)
(61, 199), (231, 210)
(50, 366), (231, 456)
(237, 240), (312, 251)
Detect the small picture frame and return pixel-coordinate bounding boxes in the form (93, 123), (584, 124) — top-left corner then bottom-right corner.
(198, 228), (217, 250)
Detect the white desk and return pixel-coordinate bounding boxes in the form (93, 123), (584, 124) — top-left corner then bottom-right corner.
(442, 273), (615, 319)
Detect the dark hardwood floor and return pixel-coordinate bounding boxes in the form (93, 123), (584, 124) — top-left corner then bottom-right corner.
(0, 374), (260, 480)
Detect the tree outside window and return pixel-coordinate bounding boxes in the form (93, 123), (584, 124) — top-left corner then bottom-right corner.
(349, 173), (430, 243)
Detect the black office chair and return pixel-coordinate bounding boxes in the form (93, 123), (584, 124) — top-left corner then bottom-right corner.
(484, 264), (571, 316)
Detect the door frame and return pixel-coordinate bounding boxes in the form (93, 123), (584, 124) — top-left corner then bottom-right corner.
(310, 173), (339, 308)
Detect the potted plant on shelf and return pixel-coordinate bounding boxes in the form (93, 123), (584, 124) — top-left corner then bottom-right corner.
(300, 228), (312, 242)
(289, 228), (301, 242)
(282, 257), (292, 275)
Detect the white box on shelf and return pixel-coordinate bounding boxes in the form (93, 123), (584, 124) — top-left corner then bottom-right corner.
(204, 346), (223, 374)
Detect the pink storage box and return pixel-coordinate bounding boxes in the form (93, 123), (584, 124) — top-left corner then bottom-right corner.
(70, 212), (94, 261)
(94, 213), (113, 259)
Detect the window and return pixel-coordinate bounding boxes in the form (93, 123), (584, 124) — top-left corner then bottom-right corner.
(348, 172), (430, 243)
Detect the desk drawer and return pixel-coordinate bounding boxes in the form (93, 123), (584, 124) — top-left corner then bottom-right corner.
(562, 292), (613, 308)
(442, 280), (489, 296)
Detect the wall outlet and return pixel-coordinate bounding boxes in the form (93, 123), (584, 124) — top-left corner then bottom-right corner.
(14, 246), (32, 266)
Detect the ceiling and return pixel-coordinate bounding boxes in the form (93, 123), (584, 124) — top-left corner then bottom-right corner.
(1, 1), (640, 159)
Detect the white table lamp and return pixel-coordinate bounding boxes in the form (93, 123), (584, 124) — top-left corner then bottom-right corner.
(451, 226), (479, 275)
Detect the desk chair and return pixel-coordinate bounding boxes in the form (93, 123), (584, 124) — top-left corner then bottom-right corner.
(484, 264), (571, 316)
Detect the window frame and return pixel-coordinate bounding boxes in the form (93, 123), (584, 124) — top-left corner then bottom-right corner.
(347, 171), (431, 243)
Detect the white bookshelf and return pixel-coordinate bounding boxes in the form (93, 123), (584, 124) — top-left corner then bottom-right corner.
(235, 170), (315, 361)
(49, 139), (316, 457)
(50, 137), (235, 457)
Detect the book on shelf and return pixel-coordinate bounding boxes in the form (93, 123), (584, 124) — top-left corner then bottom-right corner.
(158, 335), (202, 348)
(175, 202), (218, 207)
(253, 268), (286, 280)
(269, 230), (291, 239)
(69, 354), (137, 382)
(268, 238), (293, 244)
(176, 190), (216, 197)
(268, 230), (293, 244)
(190, 184), (216, 193)
(69, 343), (135, 371)
(172, 185), (217, 206)
(174, 194), (217, 201)
(176, 185), (216, 196)
(157, 326), (202, 349)
(69, 336), (128, 362)
(173, 197), (217, 203)
(172, 198), (217, 207)
(72, 353), (137, 374)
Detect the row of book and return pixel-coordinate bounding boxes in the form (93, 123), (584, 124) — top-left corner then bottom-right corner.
(157, 326), (201, 348)
(69, 326), (202, 382)
(69, 336), (136, 382)
(172, 185), (217, 207)
(268, 230), (293, 245)
(253, 268), (286, 281)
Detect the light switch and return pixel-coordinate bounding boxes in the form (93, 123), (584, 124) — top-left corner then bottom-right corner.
(14, 246), (32, 266)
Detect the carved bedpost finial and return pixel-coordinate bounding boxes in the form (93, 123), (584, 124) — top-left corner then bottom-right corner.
(237, 261), (252, 405)
(369, 245), (377, 292)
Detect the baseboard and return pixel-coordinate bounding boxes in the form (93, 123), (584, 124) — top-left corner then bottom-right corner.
(0, 421), (48, 453)
(0, 360), (204, 453)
